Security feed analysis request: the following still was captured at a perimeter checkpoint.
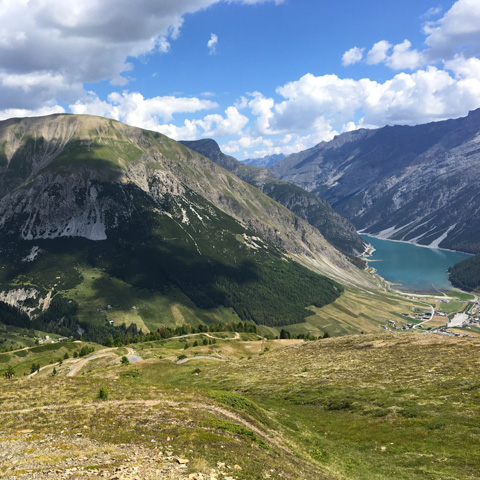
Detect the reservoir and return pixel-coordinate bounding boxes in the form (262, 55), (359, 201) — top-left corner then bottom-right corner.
(360, 234), (471, 293)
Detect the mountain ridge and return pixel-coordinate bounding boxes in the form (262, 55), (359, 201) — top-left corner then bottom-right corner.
(272, 108), (480, 253)
(0, 113), (374, 340)
(180, 138), (366, 260)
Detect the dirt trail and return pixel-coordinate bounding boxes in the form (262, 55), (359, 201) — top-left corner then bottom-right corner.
(176, 355), (227, 364)
(66, 351), (116, 377)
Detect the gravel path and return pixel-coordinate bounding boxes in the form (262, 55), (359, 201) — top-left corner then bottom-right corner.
(176, 356), (227, 364)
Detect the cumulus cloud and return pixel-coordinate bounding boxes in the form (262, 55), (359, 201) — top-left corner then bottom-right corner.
(0, 105), (65, 121)
(207, 33), (218, 54)
(0, 0), (280, 109)
(342, 46), (364, 66)
(70, 91), (218, 130)
(423, 0), (480, 61)
(357, 0), (480, 71)
(386, 40), (424, 70)
(366, 40), (392, 65)
(247, 92), (276, 134)
(272, 74), (367, 133)
(243, 64), (480, 140)
(71, 91), (250, 141)
(222, 135), (264, 154)
(157, 106), (249, 140)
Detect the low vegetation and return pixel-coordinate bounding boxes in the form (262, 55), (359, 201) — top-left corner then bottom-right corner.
(1, 331), (478, 479)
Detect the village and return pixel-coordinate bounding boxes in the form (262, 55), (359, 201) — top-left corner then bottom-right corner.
(382, 295), (480, 338)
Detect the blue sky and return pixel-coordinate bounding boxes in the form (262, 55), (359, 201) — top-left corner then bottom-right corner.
(1, 0), (480, 159)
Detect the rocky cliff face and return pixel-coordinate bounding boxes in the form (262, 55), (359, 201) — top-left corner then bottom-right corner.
(272, 109), (480, 253)
(181, 139), (366, 258)
(0, 114), (374, 296)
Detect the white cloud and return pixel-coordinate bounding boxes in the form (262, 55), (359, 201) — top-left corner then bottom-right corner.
(158, 37), (171, 53)
(445, 55), (480, 78)
(247, 92), (276, 134)
(422, 6), (443, 18)
(342, 46), (364, 66)
(193, 106), (249, 137)
(386, 40), (424, 70)
(71, 92), (249, 140)
(0, 0), (281, 109)
(0, 105), (65, 121)
(157, 105), (249, 140)
(70, 91), (218, 129)
(240, 64), (480, 146)
(157, 120), (201, 141)
(366, 40), (392, 65)
(222, 135), (264, 154)
(361, 1), (480, 71)
(272, 74), (367, 133)
(207, 33), (218, 55)
(424, 0), (480, 61)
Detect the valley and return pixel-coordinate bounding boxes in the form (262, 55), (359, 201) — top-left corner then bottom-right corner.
(0, 113), (479, 479)
(2, 2), (480, 479)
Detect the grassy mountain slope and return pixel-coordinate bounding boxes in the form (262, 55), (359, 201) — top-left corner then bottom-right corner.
(180, 138), (366, 259)
(0, 114), (377, 340)
(1, 332), (479, 479)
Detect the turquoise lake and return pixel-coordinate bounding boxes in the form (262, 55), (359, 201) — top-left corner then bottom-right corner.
(360, 235), (471, 293)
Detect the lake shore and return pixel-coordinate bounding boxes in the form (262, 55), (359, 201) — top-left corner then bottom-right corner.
(358, 231), (473, 256)
(359, 234), (470, 294)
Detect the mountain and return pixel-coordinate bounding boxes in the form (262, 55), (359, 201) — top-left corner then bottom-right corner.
(272, 109), (480, 253)
(180, 138), (366, 261)
(448, 254), (480, 291)
(0, 114), (374, 340)
(241, 153), (285, 167)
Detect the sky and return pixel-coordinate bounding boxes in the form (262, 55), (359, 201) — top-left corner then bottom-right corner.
(1, 0), (480, 160)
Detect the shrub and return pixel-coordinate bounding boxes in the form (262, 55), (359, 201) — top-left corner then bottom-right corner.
(30, 362), (40, 374)
(324, 396), (353, 411)
(98, 386), (109, 401)
(4, 365), (15, 379)
(121, 356), (129, 365)
(120, 370), (140, 378)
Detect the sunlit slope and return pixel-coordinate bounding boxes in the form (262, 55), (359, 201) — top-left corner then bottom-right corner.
(0, 114), (377, 336)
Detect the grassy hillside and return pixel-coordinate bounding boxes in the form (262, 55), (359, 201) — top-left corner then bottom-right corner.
(1, 333), (479, 479)
(0, 187), (342, 342)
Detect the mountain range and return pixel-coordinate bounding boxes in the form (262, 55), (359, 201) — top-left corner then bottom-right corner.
(272, 109), (480, 254)
(0, 114), (374, 340)
(241, 153), (285, 167)
(180, 139), (366, 263)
